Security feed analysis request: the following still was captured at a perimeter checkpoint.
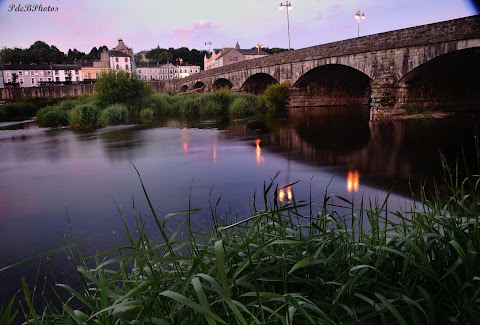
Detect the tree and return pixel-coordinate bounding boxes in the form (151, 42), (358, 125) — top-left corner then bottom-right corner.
(94, 70), (152, 120)
(65, 71), (72, 85)
(11, 72), (19, 87)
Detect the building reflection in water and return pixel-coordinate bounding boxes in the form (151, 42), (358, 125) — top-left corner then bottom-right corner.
(255, 139), (264, 164)
(347, 169), (360, 192)
(212, 144), (217, 165)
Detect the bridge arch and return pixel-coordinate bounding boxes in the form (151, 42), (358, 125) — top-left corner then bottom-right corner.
(399, 47), (480, 109)
(212, 78), (233, 90)
(241, 73), (278, 94)
(180, 85), (189, 92)
(291, 64), (372, 107)
(193, 81), (205, 91)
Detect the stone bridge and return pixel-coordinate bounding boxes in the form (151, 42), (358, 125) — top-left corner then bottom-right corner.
(167, 15), (480, 114)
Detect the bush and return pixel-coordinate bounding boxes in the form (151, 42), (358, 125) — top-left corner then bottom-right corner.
(36, 106), (69, 127)
(262, 82), (290, 112)
(198, 89), (231, 116)
(171, 95), (200, 117)
(68, 103), (101, 129)
(404, 103), (432, 116)
(0, 102), (37, 121)
(98, 104), (129, 126)
(150, 94), (174, 117)
(228, 96), (257, 116)
(94, 70), (152, 109)
(139, 108), (154, 123)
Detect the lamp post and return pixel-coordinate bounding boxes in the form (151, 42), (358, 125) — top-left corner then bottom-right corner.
(255, 43), (263, 56)
(355, 10), (365, 37)
(205, 41), (212, 52)
(279, 1), (292, 50)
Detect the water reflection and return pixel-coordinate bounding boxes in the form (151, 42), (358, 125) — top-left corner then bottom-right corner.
(347, 169), (360, 193)
(255, 139), (264, 164)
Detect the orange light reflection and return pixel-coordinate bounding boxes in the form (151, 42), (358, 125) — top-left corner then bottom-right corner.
(278, 186), (293, 203)
(255, 139), (264, 164)
(347, 170), (360, 192)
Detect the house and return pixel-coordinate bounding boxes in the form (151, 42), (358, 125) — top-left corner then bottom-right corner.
(2, 64), (53, 87)
(108, 39), (135, 72)
(81, 48), (109, 82)
(136, 63), (200, 81)
(52, 64), (83, 84)
(204, 42), (268, 71)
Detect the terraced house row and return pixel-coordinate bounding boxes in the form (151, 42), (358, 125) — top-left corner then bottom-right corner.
(0, 39), (201, 88)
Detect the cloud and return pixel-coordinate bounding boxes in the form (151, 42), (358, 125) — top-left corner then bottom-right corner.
(175, 21), (217, 34)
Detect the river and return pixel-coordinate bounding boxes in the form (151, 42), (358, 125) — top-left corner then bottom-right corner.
(1, 107), (479, 303)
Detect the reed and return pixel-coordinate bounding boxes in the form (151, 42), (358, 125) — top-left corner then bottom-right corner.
(3, 146), (478, 324)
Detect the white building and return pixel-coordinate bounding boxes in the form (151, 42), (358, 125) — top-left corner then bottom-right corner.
(204, 42), (268, 71)
(1, 63), (82, 87)
(136, 63), (200, 81)
(108, 39), (135, 72)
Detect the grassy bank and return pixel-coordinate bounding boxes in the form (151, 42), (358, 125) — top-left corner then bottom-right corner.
(2, 148), (479, 324)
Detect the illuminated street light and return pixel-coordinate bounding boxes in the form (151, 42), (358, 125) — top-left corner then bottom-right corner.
(279, 1), (292, 50)
(355, 10), (366, 37)
(255, 43), (263, 56)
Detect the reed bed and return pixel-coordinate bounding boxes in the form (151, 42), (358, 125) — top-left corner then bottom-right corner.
(1, 151), (476, 325)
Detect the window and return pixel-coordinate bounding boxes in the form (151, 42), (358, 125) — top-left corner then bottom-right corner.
(39, 71), (44, 76)
(125, 64), (129, 70)
(47, 77), (52, 81)
(125, 58), (128, 62)
(7, 78), (11, 83)
(169, 74), (173, 79)
(19, 78), (24, 85)
(55, 70), (59, 75)
(75, 70), (79, 75)
(87, 73), (92, 79)
(116, 58), (119, 62)
(138, 69), (142, 73)
(30, 70), (34, 75)
(76, 76), (79, 81)
(95, 72), (99, 78)
(31, 78), (35, 84)
(39, 77), (43, 82)
(18, 71), (23, 76)
(56, 77), (60, 82)
(116, 64), (119, 69)
(47, 70), (51, 75)
(150, 76), (153, 80)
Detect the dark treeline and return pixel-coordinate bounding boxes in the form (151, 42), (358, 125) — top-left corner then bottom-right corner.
(0, 41), (109, 64)
(138, 46), (208, 68)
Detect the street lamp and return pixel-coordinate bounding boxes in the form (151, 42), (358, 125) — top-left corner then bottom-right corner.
(355, 10), (365, 37)
(279, 1), (292, 50)
(205, 41), (212, 52)
(255, 43), (263, 56)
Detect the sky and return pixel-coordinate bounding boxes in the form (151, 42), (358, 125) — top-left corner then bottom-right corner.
(0, 0), (478, 54)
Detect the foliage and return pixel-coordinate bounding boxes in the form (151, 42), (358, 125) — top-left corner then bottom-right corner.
(36, 105), (70, 127)
(139, 46), (208, 69)
(198, 89), (231, 116)
(252, 47), (290, 54)
(262, 82), (290, 112)
(94, 70), (152, 116)
(139, 108), (154, 123)
(149, 94), (174, 117)
(228, 93), (262, 115)
(68, 103), (101, 129)
(404, 103), (433, 116)
(171, 94), (201, 117)
(0, 102), (37, 121)
(98, 104), (129, 126)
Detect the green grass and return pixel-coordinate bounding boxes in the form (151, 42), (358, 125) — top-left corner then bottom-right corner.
(3, 144), (480, 324)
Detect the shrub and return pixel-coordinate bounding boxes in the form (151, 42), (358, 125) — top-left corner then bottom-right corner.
(139, 108), (154, 123)
(98, 104), (129, 126)
(228, 96), (257, 116)
(171, 95), (200, 117)
(94, 70), (152, 119)
(36, 106), (69, 127)
(198, 89), (231, 116)
(68, 103), (101, 129)
(404, 103), (432, 116)
(0, 102), (37, 121)
(150, 94), (174, 117)
(262, 82), (290, 112)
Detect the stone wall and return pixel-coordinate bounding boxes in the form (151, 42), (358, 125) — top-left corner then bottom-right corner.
(0, 81), (167, 101)
(0, 84), (94, 101)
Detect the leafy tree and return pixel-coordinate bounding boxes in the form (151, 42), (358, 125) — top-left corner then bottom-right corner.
(253, 47), (290, 54)
(66, 48), (86, 62)
(94, 70), (152, 120)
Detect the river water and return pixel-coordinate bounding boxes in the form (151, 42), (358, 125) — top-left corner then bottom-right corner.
(1, 107), (479, 302)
